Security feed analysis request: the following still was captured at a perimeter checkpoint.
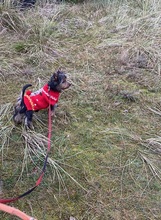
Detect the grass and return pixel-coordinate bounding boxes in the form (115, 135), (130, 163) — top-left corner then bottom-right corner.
(1, 0), (161, 219)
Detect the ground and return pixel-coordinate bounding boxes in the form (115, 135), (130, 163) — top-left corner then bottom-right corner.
(1, 0), (161, 219)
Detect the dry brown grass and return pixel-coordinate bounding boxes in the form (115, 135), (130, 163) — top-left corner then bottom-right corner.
(1, 0), (161, 219)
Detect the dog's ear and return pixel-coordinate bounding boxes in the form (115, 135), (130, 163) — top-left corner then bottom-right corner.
(50, 71), (59, 83)
(53, 71), (58, 80)
(48, 73), (58, 90)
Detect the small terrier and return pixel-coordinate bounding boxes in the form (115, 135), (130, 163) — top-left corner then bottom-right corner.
(13, 70), (71, 128)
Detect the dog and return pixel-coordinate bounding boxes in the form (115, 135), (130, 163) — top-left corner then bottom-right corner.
(19, 0), (62, 9)
(13, 70), (71, 128)
(20, 0), (36, 8)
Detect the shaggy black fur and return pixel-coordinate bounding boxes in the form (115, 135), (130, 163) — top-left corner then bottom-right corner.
(20, 0), (63, 8)
(20, 0), (36, 8)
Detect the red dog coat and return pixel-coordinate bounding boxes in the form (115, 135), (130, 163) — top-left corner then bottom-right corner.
(24, 84), (60, 111)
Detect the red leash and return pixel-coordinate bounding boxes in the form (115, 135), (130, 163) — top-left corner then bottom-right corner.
(0, 107), (52, 204)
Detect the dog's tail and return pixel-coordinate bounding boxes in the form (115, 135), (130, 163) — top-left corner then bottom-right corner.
(22, 84), (32, 97)
(20, 84), (32, 107)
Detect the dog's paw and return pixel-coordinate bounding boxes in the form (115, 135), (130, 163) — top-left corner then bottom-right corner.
(24, 118), (34, 130)
(51, 111), (56, 117)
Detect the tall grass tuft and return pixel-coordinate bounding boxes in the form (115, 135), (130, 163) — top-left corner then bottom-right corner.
(0, 103), (14, 162)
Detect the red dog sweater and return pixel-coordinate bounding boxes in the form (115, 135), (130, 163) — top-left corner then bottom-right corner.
(24, 84), (60, 111)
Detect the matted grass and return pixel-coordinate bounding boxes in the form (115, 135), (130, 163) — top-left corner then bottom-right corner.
(1, 0), (161, 219)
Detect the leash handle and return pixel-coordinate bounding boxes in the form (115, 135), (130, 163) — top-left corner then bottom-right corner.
(0, 203), (37, 220)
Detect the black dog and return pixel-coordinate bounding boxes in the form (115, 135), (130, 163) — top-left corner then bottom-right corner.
(20, 0), (36, 8)
(20, 0), (62, 8)
(13, 70), (71, 128)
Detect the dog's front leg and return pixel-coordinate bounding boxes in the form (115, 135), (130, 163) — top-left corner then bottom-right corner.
(50, 104), (57, 117)
(25, 110), (33, 129)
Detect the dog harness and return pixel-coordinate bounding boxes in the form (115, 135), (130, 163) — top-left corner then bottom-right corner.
(24, 84), (60, 111)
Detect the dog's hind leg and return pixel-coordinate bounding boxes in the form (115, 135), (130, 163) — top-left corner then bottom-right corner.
(13, 84), (32, 125)
(13, 105), (27, 125)
(13, 112), (25, 124)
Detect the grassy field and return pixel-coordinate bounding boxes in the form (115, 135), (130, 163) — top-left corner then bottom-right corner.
(1, 0), (161, 219)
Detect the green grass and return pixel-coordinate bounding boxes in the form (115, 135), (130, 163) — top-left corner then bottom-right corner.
(1, 0), (161, 219)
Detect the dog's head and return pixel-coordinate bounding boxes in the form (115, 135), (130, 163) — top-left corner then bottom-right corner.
(48, 70), (71, 92)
